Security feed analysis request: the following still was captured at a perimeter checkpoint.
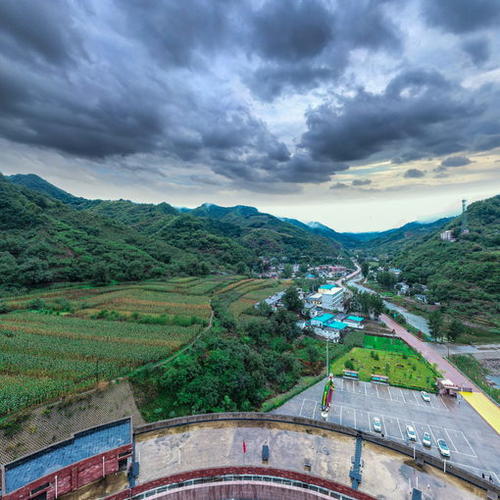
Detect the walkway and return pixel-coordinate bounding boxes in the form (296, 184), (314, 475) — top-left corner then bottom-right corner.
(380, 314), (480, 391)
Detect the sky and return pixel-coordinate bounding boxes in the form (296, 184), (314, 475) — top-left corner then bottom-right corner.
(0, 0), (499, 231)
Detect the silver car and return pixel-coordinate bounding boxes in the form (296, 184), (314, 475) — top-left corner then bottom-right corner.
(406, 425), (417, 441)
(422, 432), (432, 447)
(421, 391), (431, 402)
(437, 439), (450, 457)
(372, 417), (382, 433)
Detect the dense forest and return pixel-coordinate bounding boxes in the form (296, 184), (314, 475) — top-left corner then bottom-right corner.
(0, 173), (343, 291)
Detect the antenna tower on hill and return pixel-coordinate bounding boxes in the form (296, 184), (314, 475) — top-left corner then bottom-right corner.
(461, 199), (469, 234)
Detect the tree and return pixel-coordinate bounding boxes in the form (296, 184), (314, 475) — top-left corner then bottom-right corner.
(429, 310), (444, 341)
(361, 262), (369, 277)
(282, 264), (293, 278)
(447, 319), (463, 343)
(376, 271), (397, 289)
(282, 287), (303, 313)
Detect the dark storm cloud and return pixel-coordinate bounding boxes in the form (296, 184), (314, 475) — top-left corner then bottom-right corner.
(441, 156), (472, 167)
(0, 0), (498, 194)
(404, 168), (425, 178)
(300, 69), (500, 165)
(119, 0), (238, 68)
(251, 0), (333, 61)
(461, 38), (491, 66)
(0, 0), (84, 65)
(421, 0), (500, 34)
(352, 179), (372, 186)
(245, 0), (402, 100)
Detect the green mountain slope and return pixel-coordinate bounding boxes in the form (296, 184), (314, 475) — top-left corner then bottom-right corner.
(393, 195), (500, 320)
(0, 173), (194, 287)
(354, 218), (453, 254)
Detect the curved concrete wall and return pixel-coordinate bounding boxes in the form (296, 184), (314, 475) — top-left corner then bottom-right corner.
(134, 412), (500, 496)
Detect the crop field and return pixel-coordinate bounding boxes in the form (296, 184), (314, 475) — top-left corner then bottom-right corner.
(0, 311), (201, 415)
(330, 347), (440, 392)
(221, 279), (291, 318)
(0, 276), (288, 415)
(0, 275), (286, 416)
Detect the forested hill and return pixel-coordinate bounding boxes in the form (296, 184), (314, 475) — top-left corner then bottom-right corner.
(392, 195), (500, 320)
(350, 217), (453, 254)
(1, 173), (344, 289)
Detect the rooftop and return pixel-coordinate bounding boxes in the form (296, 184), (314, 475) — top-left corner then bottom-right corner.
(312, 313), (334, 323)
(3, 418), (132, 494)
(346, 315), (364, 322)
(318, 284), (337, 290)
(325, 320), (348, 330)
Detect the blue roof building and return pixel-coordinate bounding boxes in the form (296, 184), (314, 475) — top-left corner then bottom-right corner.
(319, 284), (337, 290)
(346, 315), (364, 323)
(311, 313), (334, 325)
(3, 418), (132, 495)
(325, 320), (348, 331)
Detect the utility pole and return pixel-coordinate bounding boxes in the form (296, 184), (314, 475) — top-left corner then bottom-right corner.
(461, 199), (469, 234)
(326, 339), (329, 376)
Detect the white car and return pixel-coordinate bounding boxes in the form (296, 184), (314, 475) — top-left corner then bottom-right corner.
(422, 432), (432, 448)
(372, 417), (382, 433)
(437, 439), (450, 457)
(421, 391), (431, 402)
(406, 425), (417, 441)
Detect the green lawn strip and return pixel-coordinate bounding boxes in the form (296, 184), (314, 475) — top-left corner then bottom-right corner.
(363, 334), (416, 355)
(330, 347), (439, 392)
(260, 375), (324, 412)
(449, 354), (500, 404)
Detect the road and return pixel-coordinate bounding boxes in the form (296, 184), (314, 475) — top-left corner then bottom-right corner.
(274, 377), (500, 482)
(349, 278), (430, 335)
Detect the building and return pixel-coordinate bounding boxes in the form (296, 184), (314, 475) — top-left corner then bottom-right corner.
(310, 314), (348, 334)
(317, 285), (345, 311)
(388, 268), (402, 277)
(1, 418), (132, 500)
(308, 292), (323, 306)
(440, 230), (455, 242)
(310, 313), (335, 328)
(342, 315), (365, 329)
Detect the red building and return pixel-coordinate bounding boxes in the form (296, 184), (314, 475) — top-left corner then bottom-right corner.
(1, 417), (132, 500)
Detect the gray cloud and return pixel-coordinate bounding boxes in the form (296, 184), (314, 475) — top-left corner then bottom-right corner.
(301, 68), (499, 166)
(330, 182), (349, 189)
(461, 38), (491, 66)
(421, 0), (500, 34)
(404, 168), (425, 178)
(441, 156), (472, 167)
(0, 0), (498, 195)
(352, 178), (372, 186)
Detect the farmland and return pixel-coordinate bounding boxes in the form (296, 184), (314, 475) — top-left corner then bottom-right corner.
(0, 276), (287, 416)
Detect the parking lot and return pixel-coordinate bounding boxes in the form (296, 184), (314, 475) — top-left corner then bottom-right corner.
(275, 377), (500, 483)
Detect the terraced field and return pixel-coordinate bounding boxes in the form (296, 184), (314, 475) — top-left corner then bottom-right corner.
(0, 275), (286, 415)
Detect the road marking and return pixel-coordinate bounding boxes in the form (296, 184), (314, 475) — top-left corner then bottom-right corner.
(398, 388), (406, 404)
(437, 396), (449, 410)
(299, 398), (305, 417)
(363, 382), (368, 396)
(339, 405), (343, 425)
(375, 384), (380, 398)
(443, 427), (458, 452)
(396, 417), (403, 439)
(460, 432), (477, 458)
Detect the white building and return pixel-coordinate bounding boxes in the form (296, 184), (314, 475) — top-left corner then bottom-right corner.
(317, 284), (345, 311)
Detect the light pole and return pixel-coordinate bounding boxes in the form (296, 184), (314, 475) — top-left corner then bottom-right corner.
(326, 338), (329, 377)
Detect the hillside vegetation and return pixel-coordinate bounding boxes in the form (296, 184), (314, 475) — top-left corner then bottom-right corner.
(393, 195), (499, 323)
(3, 174), (343, 291)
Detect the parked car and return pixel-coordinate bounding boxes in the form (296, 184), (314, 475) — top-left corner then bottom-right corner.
(372, 417), (382, 433)
(422, 432), (432, 447)
(421, 391), (431, 402)
(437, 439), (450, 457)
(406, 425), (417, 441)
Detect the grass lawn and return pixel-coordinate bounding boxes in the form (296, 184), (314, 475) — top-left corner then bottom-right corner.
(330, 347), (440, 392)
